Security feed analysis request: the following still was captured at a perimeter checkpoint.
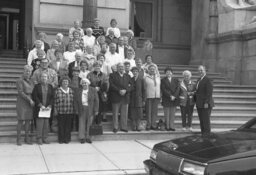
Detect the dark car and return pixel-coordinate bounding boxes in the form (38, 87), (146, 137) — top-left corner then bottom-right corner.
(144, 118), (256, 175)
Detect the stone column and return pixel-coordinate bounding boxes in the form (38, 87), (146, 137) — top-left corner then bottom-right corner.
(206, 0), (218, 72)
(82, 0), (97, 28)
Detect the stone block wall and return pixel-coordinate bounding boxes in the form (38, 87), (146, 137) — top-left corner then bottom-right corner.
(208, 29), (256, 85)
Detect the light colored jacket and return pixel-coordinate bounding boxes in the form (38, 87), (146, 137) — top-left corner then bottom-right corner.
(179, 80), (196, 106)
(144, 74), (161, 99)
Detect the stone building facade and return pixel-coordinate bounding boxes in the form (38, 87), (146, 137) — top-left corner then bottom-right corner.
(1, 0), (256, 84)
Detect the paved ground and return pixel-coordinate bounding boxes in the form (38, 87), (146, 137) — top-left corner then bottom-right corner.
(0, 140), (163, 175)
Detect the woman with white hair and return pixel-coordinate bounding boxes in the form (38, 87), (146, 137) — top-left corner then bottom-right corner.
(74, 78), (99, 144)
(179, 70), (196, 131)
(27, 40), (45, 65)
(126, 29), (137, 49)
(83, 28), (96, 48)
(56, 33), (66, 52)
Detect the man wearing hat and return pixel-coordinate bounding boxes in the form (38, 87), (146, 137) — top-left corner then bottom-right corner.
(130, 67), (144, 131)
(91, 18), (105, 39)
(74, 78), (99, 144)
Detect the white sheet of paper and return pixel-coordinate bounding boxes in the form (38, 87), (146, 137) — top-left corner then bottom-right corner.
(38, 108), (51, 118)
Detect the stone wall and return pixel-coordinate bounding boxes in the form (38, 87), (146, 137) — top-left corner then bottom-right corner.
(135, 0), (192, 64)
(32, 0), (129, 42)
(31, 0), (192, 65)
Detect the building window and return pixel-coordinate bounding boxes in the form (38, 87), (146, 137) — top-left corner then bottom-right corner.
(130, 0), (153, 39)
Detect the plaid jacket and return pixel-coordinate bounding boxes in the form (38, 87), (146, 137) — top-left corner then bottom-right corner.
(54, 88), (74, 115)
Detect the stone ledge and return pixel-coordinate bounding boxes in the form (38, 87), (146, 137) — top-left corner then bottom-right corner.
(207, 27), (256, 44)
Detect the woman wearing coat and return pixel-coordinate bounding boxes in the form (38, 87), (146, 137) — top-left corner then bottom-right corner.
(179, 70), (196, 131)
(161, 67), (180, 131)
(32, 73), (54, 145)
(16, 65), (35, 145)
(74, 78), (99, 144)
(144, 64), (161, 130)
(130, 67), (144, 131)
(87, 61), (109, 124)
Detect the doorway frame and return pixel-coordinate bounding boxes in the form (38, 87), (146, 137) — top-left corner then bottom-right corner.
(0, 14), (10, 49)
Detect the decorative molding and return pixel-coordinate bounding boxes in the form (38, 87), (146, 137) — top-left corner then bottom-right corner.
(206, 31), (243, 44)
(40, 0), (126, 10)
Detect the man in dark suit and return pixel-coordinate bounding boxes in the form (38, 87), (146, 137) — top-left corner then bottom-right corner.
(68, 51), (83, 79)
(195, 65), (215, 136)
(109, 62), (132, 133)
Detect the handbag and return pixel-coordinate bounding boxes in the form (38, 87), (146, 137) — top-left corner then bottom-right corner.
(89, 124), (103, 136)
(100, 92), (108, 102)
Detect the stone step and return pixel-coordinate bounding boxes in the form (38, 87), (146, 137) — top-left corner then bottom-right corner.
(0, 60), (25, 65)
(0, 117), (247, 132)
(214, 84), (256, 90)
(0, 130), (213, 144)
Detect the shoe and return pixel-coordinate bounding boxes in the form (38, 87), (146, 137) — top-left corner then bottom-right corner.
(120, 129), (128, 133)
(113, 128), (118, 133)
(167, 128), (175, 131)
(80, 139), (86, 144)
(59, 141), (64, 144)
(64, 141), (69, 144)
(43, 139), (50, 144)
(25, 137), (32, 145)
(85, 138), (92, 144)
(102, 118), (108, 122)
(151, 127), (158, 131)
(37, 139), (43, 145)
(137, 129), (141, 132)
(17, 138), (22, 146)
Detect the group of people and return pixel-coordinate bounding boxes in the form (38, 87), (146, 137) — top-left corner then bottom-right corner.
(16, 18), (214, 146)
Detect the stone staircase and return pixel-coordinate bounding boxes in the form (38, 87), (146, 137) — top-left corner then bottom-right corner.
(0, 56), (256, 143)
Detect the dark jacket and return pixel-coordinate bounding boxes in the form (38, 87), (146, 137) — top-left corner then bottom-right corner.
(68, 61), (77, 79)
(74, 86), (99, 117)
(109, 72), (132, 104)
(195, 75), (215, 108)
(161, 77), (180, 107)
(91, 26), (105, 38)
(105, 35), (118, 45)
(130, 76), (144, 108)
(32, 83), (54, 118)
(87, 71), (109, 92)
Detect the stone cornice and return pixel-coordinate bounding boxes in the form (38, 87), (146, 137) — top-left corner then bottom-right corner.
(207, 27), (256, 44)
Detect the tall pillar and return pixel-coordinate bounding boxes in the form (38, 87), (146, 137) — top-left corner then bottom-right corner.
(206, 0), (218, 72)
(82, 0), (97, 28)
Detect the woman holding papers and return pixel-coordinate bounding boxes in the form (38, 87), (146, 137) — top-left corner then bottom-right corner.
(32, 73), (54, 145)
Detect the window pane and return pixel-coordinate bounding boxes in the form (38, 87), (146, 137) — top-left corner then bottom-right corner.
(134, 2), (152, 38)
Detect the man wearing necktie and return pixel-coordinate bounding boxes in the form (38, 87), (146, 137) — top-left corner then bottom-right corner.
(195, 65), (215, 137)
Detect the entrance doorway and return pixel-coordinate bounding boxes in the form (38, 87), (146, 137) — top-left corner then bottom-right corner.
(0, 14), (9, 50)
(0, 0), (32, 54)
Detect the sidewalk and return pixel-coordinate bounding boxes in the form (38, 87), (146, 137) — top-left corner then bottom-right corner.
(0, 140), (162, 175)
